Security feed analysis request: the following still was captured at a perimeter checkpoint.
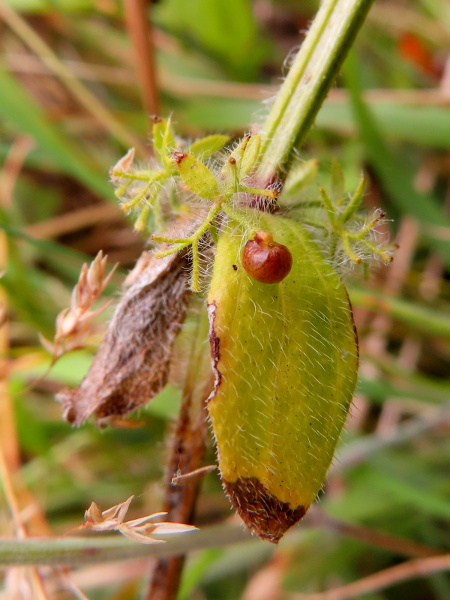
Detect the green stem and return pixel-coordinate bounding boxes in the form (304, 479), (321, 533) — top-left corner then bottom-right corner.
(257, 0), (375, 182)
(0, 523), (250, 567)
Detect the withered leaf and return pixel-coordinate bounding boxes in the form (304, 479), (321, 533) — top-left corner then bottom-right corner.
(57, 251), (191, 425)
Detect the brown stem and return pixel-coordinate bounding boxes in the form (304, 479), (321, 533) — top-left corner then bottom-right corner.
(146, 305), (213, 600)
(124, 0), (160, 118)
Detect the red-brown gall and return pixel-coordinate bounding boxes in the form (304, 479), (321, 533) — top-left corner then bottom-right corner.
(242, 230), (292, 284)
(172, 150), (187, 164)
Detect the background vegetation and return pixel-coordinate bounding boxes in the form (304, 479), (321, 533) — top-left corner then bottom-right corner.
(0, 0), (449, 599)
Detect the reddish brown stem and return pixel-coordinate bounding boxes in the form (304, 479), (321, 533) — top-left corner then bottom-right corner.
(146, 400), (209, 600)
(124, 0), (160, 117)
(146, 307), (213, 600)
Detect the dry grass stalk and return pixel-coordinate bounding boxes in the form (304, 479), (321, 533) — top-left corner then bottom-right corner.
(40, 251), (117, 362)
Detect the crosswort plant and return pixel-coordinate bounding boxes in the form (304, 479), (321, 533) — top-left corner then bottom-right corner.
(55, 0), (390, 545)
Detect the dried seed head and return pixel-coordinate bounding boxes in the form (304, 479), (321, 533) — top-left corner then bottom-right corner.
(41, 251), (117, 362)
(242, 230), (292, 284)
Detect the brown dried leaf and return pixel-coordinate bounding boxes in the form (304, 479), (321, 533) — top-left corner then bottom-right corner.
(84, 496), (134, 530)
(118, 518), (197, 544)
(57, 251), (191, 425)
(109, 148), (135, 183)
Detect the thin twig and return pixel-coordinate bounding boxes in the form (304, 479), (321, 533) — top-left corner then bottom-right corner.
(124, 0), (160, 117)
(288, 553), (450, 600)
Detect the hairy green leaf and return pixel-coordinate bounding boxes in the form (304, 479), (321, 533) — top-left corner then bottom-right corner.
(188, 135), (230, 160)
(207, 212), (358, 542)
(173, 152), (219, 200)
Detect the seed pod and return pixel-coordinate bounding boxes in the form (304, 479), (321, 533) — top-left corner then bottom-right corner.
(207, 212), (358, 543)
(242, 230), (292, 284)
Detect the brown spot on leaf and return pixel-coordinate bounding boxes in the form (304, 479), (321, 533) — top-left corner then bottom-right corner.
(345, 290), (360, 367)
(223, 477), (307, 543)
(207, 302), (221, 404)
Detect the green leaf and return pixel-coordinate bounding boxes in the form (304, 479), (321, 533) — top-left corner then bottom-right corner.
(152, 117), (177, 168)
(173, 152), (219, 200)
(239, 134), (261, 177)
(219, 135), (261, 194)
(188, 135), (230, 160)
(207, 211), (358, 542)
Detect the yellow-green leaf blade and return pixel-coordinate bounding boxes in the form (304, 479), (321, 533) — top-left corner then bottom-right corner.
(173, 152), (219, 200)
(207, 212), (358, 542)
(153, 117), (176, 168)
(188, 135), (230, 160)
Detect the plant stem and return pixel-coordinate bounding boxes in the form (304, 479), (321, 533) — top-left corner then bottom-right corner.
(146, 304), (213, 600)
(124, 0), (160, 117)
(0, 523), (250, 567)
(257, 0), (375, 183)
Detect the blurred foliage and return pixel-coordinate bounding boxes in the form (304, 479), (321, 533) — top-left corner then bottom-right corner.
(0, 0), (449, 599)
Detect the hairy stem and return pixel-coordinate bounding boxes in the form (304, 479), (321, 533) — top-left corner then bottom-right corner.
(0, 523), (250, 567)
(257, 0), (375, 183)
